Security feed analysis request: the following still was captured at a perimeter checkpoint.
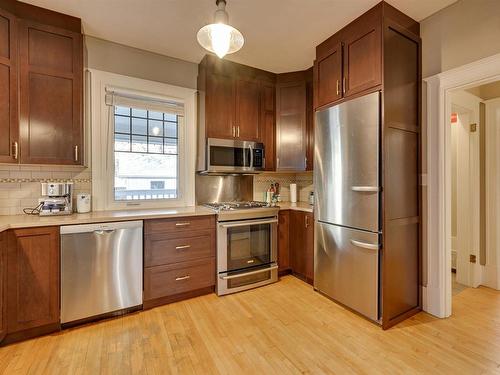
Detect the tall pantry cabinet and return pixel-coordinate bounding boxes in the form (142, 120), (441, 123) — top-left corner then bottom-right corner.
(314, 1), (421, 329)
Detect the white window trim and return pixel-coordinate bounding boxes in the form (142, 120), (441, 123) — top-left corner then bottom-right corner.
(88, 69), (196, 211)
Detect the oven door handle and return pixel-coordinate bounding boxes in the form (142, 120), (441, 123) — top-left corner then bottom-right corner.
(220, 218), (278, 228)
(220, 264), (278, 280)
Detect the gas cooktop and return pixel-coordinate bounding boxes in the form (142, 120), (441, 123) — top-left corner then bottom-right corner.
(203, 201), (270, 212)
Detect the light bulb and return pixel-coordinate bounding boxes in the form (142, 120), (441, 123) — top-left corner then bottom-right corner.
(211, 24), (231, 58)
(197, 0), (244, 59)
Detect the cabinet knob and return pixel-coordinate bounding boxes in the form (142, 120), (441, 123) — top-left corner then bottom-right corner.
(74, 145), (79, 162)
(175, 275), (191, 281)
(342, 77), (346, 94)
(336, 80), (340, 96)
(232, 126), (236, 138)
(236, 126), (240, 138)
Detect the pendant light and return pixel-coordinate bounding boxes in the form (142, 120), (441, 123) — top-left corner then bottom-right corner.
(197, 0), (244, 59)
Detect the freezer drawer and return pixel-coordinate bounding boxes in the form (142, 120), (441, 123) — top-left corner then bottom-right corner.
(60, 221), (143, 324)
(314, 91), (380, 232)
(314, 221), (379, 321)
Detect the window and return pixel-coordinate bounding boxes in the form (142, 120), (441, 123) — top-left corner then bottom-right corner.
(90, 70), (196, 211)
(113, 106), (179, 201)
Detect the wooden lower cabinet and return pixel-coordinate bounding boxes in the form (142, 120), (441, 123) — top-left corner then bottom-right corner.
(0, 232), (6, 342)
(289, 211), (314, 283)
(278, 210), (314, 284)
(5, 226), (60, 343)
(277, 210), (290, 273)
(143, 215), (216, 309)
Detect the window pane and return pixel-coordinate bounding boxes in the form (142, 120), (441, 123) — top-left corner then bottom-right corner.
(131, 108), (147, 118)
(165, 113), (177, 122)
(132, 117), (147, 135)
(149, 120), (163, 137)
(131, 135), (147, 152)
(115, 106), (130, 116)
(114, 152), (178, 200)
(164, 122), (177, 138)
(149, 111), (163, 120)
(164, 138), (178, 154)
(115, 115), (130, 133)
(149, 137), (163, 154)
(115, 133), (130, 151)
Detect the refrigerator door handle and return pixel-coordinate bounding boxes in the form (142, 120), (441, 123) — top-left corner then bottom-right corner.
(350, 239), (380, 251)
(351, 186), (381, 192)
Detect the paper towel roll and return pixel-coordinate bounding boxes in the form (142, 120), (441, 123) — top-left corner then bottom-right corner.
(290, 183), (297, 203)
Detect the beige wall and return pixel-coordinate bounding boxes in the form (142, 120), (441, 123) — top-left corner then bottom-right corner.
(421, 0), (500, 77)
(84, 36), (198, 89)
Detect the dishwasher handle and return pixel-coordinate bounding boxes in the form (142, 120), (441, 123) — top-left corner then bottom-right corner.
(61, 220), (143, 235)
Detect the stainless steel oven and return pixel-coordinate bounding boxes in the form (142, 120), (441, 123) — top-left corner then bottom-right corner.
(199, 138), (265, 174)
(216, 211), (278, 295)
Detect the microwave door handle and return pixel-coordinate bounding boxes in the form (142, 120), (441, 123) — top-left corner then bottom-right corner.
(249, 144), (254, 169)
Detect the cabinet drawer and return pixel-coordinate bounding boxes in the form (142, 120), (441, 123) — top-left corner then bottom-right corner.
(145, 233), (214, 267)
(144, 258), (215, 300)
(144, 215), (214, 234)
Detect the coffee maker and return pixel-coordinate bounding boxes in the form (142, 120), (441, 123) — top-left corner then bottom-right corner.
(39, 182), (73, 216)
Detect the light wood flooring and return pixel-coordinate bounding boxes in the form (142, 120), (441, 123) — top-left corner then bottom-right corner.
(0, 275), (499, 374)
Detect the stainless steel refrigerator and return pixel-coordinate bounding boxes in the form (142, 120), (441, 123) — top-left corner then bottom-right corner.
(314, 91), (381, 322)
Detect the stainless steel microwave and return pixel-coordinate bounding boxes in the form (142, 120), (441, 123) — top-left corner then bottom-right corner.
(197, 138), (265, 174)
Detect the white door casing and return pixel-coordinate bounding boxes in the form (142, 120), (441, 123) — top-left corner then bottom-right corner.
(424, 52), (500, 318)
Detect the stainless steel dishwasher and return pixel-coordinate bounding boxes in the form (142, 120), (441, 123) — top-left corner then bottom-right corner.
(60, 221), (143, 324)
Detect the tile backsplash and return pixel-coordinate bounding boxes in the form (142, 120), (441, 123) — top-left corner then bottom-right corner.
(0, 165), (92, 215)
(253, 172), (313, 203)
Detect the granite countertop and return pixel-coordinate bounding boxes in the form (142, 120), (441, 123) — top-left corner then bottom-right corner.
(278, 202), (314, 213)
(0, 206), (215, 231)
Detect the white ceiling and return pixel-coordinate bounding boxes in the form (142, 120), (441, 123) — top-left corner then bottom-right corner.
(22, 0), (456, 73)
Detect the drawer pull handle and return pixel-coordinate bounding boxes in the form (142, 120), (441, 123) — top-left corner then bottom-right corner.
(175, 245), (191, 250)
(175, 275), (191, 281)
(175, 222), (191, 227)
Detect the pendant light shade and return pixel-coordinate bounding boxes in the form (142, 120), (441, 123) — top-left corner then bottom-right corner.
(197, 0), (244, 59)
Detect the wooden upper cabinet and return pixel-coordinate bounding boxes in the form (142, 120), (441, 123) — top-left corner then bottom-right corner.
(199, 55), (274, 143)
(18, 20), (83, 165)
(343, 20), (382, 98)
(314, 4), (383, 109)
(260, 83), (276, 171)
(7, 227), (60, 334)
(276, 74), (307, 171)
(235, 78), (261, 141)
(206, 72), (235, 139)
(315, 43), (342, 109)
(0, 9), (18, 163)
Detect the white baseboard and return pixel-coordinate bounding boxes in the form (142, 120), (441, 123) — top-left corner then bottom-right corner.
(481, 265), (498, 289)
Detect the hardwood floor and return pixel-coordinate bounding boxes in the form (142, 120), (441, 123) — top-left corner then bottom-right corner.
(0, 275), (499, 374)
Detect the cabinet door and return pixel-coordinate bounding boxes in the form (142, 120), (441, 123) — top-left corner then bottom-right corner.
(315, 42), (342, 109)
(235, 78), (261, 141)
(7, 227), (60, 333)
(0, 9), (18, 163)
(277, 210), (290, 272)
(0, 232), (6, 342)
(343, 22), (382, 97)
(19, 20), (83, 165)
(290, 211), (307, 276)
(260, 83), (275, 171)
(305, 212), (314, 281)
(276, 81), (307, 171)
(206, 73), (235, 139)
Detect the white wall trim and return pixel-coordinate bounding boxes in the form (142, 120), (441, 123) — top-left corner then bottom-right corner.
(88, 68), (197, 211)
(424, 52), (500, 318)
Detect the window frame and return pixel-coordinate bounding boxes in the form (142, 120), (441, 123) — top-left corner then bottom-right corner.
(89, 69), (196, 211)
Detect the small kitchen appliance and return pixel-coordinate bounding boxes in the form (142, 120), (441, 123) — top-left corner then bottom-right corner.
(39, 182), (73, 216)
(76, 193), (91, 213)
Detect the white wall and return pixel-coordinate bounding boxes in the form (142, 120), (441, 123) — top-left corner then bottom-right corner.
(421, 0), (500, 77)
(84, 36), (198, 89)
(484, 97), (500, 289)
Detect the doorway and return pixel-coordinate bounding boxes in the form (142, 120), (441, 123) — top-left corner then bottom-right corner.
(424, 52), (500, 318)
